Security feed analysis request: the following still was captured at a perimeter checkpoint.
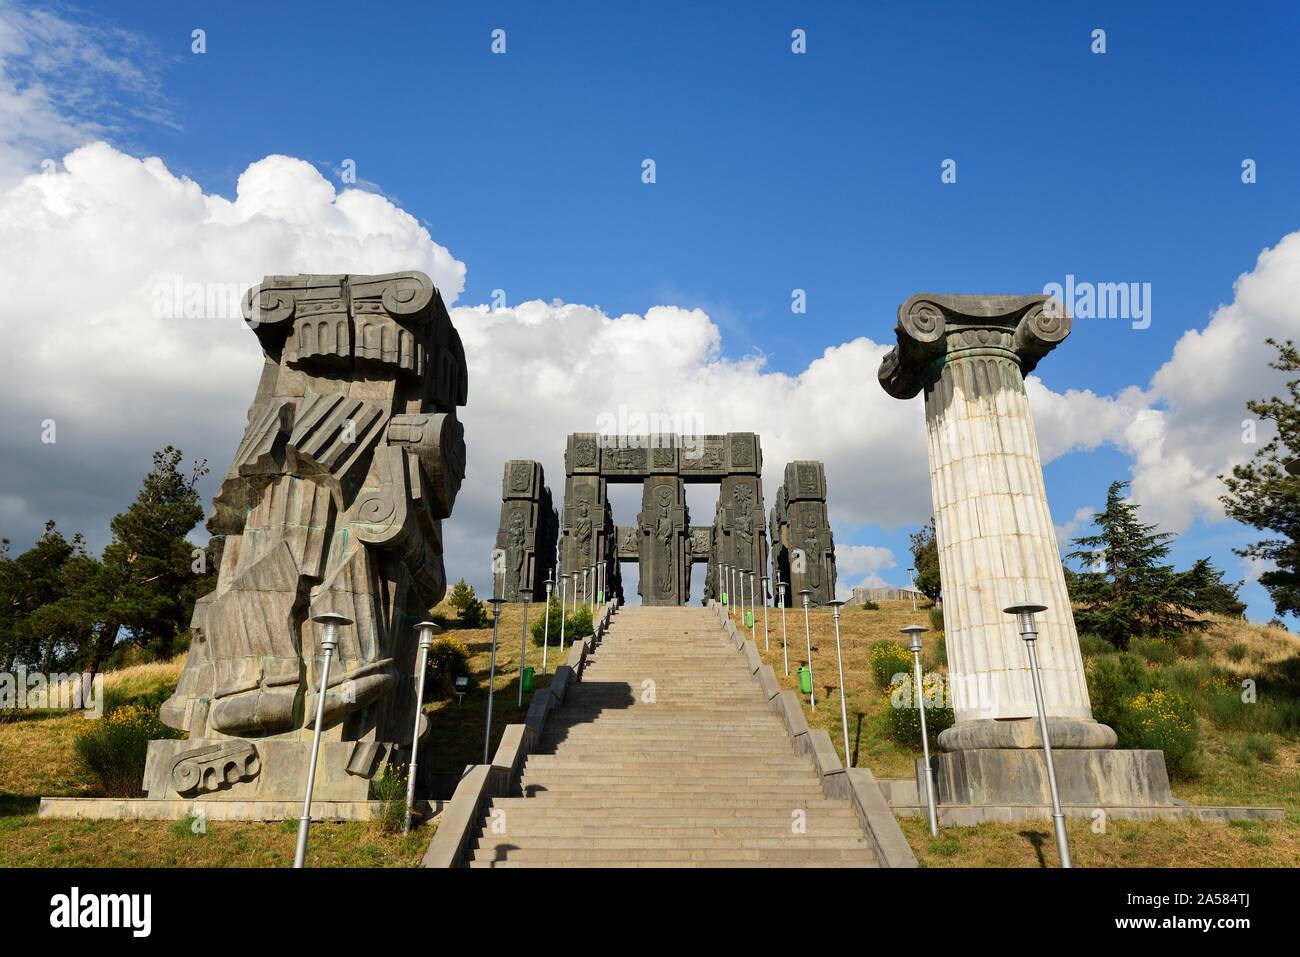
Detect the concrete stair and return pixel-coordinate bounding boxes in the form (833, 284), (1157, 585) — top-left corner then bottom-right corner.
(463, 606), (878, 867)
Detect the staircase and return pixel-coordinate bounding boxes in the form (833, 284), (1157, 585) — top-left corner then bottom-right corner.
(463, 606), (879, 867)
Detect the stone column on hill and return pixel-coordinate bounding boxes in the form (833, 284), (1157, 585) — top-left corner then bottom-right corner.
(878, 293), (1115, 752)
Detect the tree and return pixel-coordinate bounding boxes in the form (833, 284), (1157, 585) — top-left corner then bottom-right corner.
(908, 519), (941, 601)
(0, 521), (87, 671)
(1183, 557), (1247, 618)
(1067, 480), (1210, 648)
(42, 447), (211, 682)
(1219, 338), (1300, 620)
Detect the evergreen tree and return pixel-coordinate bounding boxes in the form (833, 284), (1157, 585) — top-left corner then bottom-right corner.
(1219, 338), (1300, 620)
(908, 518), (942, 601)
(42, 447), (212, 681)
(1067, 480), (1209, 648)
(0, 521), (87, 671)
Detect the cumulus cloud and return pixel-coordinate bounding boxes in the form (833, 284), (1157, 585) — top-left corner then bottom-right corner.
(832, 544), (898, 598)
(4, 141), (1296, 604)
(1034, 232), (1300, 533)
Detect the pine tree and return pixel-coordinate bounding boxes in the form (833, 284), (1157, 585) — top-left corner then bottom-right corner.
(1219, 338), (1300, 620)
(0, 521), (87, 671)
(1067, 480), (1209, 648)
(44, 447), (212, 682)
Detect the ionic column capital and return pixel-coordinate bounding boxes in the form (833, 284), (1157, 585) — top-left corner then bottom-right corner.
(878, 293), (1070, 399)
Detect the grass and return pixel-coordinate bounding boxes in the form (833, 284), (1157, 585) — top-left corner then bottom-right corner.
(739, 598), (1300, 866)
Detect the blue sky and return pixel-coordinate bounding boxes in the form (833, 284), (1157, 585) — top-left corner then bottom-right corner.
(3, 0), (1298, 619)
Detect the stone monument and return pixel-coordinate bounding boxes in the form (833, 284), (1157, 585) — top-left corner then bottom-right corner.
(147, 271), (467, 801)
(770, 460), (836, 606)
(879, 293), (1172, 808)
(494, 460), (558, 601)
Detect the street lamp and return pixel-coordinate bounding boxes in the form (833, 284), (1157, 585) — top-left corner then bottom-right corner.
(483, 597), (507, 764)
(901, 624), (938, 837)
(908, 567), (916, 612)
(749, 572), (757, 641)
(1005, 602), (1072, 869)
(799, 587), (814, 709)
(721, 562), (730, 610)
(778, 580), (789, 675)
(761, 574), (770, 652)
(541, 576), (554, 674)
(405, 619), (441, 836)
(518, 593), (532, 707)
(829, 599), (850, 766)
(558, 573), (569, 655)
(295, 611), (351, 868)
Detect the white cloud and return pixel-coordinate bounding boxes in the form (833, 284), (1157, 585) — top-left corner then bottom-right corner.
(0, 142), (935, 600)
(831, 544), (898, 598)
(1053, 505), (1095, 554)
(1035, 232), (1300, 533)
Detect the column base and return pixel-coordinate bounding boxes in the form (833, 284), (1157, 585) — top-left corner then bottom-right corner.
(938, 716), (1117, 751)
(920, 748), (1173, 807)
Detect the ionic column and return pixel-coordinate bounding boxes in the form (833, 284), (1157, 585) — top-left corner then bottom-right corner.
(879, 294), (1115, 751)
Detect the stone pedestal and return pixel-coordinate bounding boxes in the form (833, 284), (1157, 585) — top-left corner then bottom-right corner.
(919, 749), (1174, 807)
(879, 294), (1113, 751)
(144, 738), (388, 802)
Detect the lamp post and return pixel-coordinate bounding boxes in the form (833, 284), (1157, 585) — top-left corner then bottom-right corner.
(405, 619), (441, 836)
(738, 569), (746, 628)
(761, 574), (770, 652)
(749, 572), (757, 641)
(901, 624), (938, 837)
(721, 562), (729, 610)
(581, 567), (588, 606)
(799, 588), (814, 709)
(908, 567), (916, 612)
(558, 574), (569, 655)
(484, 597), (506, 764)
(829, 599), (850, 766)
(778, 580), (789, 675)
(518, 593), (531, 707)
(295, 611), (351, 868)
(1005, 602), (1072, 869)
(541, 577), (554, 674)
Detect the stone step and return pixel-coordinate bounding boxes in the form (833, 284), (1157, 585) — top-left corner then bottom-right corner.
(464, 847), (876, 864)
(470, 836), (872, 851)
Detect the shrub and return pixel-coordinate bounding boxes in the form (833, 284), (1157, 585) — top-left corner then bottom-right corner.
(568, 605), (594, 640)
(75, 704), (182, 798)
(870, 640), (913, 689)
(449, 579), (487, 627)
(531, 598), (563, 647)
(1077, 632), (1112, 658)
(1129, 637), (1178, 665)
(427, 636), (472, 699)
(857, 600), (880, 611)
(885, 672), (954, 751)
(1243, 732), (1277, 762)
(927, 605), (945, 633)
(925, 631), (947, 672)
(1085, 652), (1151, 731)
(1226, 643), (1248, 663)
(1117, 689), (1199, 776)
(369, 761), (408, 835)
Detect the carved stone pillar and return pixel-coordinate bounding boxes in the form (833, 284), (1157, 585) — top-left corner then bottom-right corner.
(636, 477), (689, 606)
(879, 293), (1115, 751)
